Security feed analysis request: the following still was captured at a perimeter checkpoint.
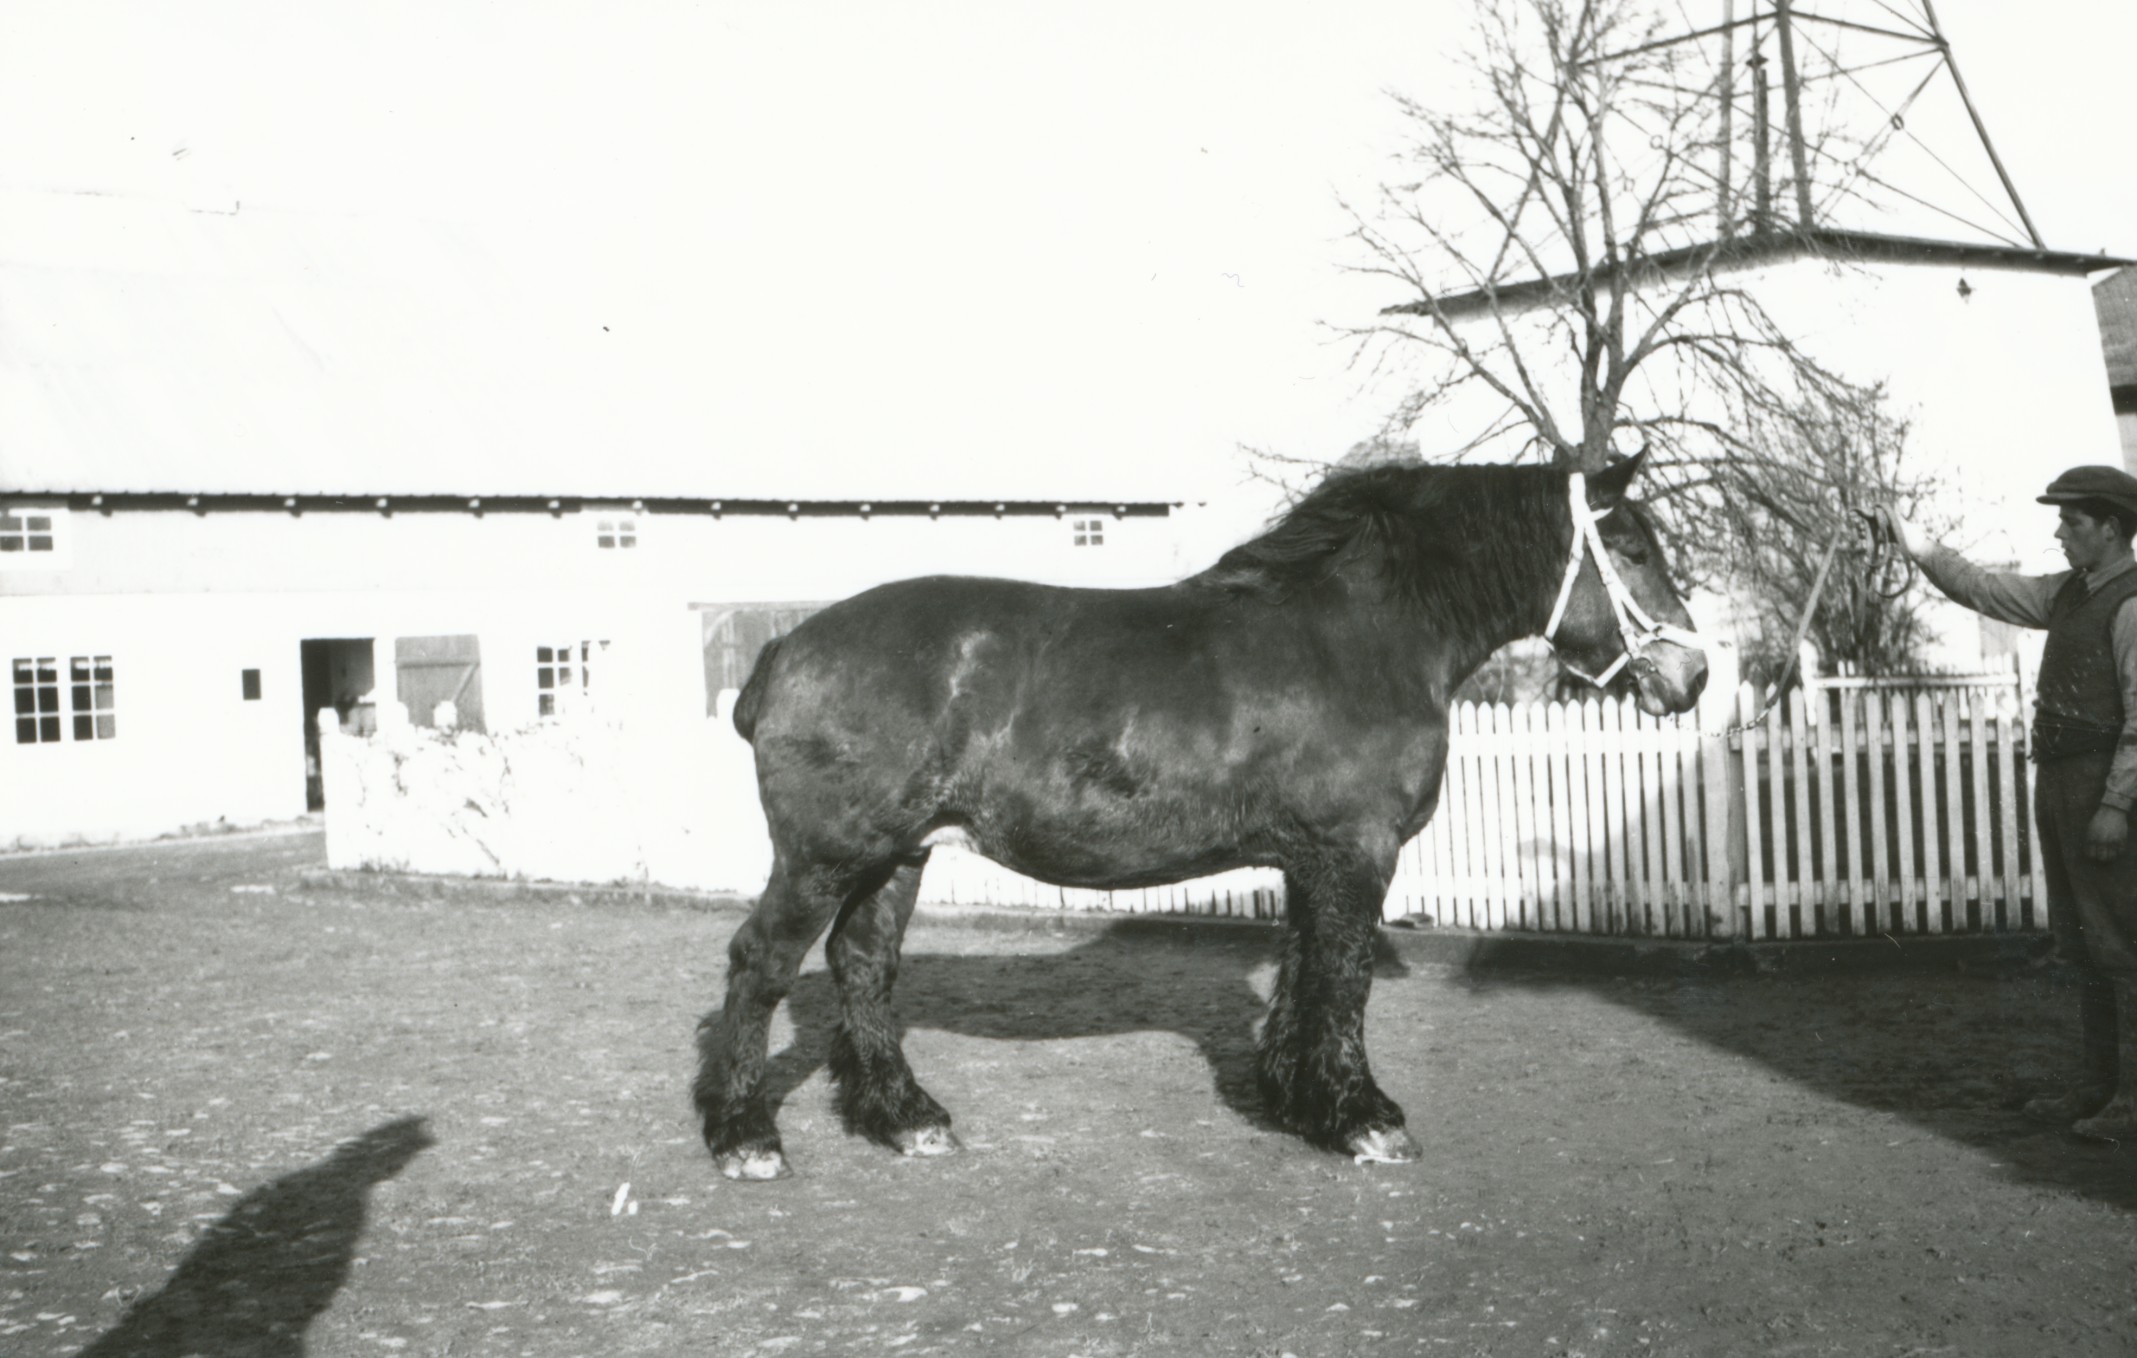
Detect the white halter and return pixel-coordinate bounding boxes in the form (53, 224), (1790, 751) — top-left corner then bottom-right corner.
(1542, 472), (1706, 688)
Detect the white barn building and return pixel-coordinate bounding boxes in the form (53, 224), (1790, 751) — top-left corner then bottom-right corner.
(0, 191), (1207, 849)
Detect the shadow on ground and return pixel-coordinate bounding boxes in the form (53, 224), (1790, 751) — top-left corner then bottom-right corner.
(82, 1116), (433, 1358)
(763, 920), (1409, 1134)
(1465, 957), (2137, 1210)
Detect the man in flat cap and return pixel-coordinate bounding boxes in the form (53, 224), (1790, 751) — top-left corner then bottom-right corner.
(1882, 466), (2137, 1140)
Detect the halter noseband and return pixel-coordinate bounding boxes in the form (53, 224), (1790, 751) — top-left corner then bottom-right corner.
(1542, 472), (1705, 688)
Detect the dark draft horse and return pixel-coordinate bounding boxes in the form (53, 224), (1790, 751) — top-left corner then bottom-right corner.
(698, 454), (1708, 1178)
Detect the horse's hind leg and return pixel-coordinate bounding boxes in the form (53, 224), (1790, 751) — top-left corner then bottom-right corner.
(1258, 847), (1421, 1163)
(694, 855), (851, 1180)
(825, 854), (958, 1156)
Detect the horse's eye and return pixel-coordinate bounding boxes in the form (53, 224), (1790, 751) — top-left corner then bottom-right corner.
(1606, 530), (1651, 566)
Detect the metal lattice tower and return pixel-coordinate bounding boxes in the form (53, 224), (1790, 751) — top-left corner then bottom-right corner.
(1604, 0), (2046, 252)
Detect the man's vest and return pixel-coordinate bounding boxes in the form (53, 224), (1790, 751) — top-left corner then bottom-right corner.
(2034, 567), (2137, 761)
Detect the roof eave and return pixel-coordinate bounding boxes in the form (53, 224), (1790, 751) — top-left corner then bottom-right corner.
(1383, 228), (2137, 322)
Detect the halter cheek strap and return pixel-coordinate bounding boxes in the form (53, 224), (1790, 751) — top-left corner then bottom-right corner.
(1543, 472), (1706, 688)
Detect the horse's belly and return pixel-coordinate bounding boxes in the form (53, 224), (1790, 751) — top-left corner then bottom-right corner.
(920, 817), (1265, 891)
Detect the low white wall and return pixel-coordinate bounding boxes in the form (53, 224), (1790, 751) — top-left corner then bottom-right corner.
(319, 689), (1285, 914)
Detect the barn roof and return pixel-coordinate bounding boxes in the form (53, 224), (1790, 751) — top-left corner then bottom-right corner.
(0, 191), (1191, 504)
(2096, 266), (2137, 398)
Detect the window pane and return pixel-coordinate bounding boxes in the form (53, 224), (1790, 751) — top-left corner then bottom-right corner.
(34, 661), (55, 684)
(0, 538), (19, 552)
(39, 716), (59, 742)
(94, 684), (114, 710)
(72, 684), (91, 711)
(96, 714), (115, 740)
(0, 513), (20, 531)
(93, 658), (113, 683)
(37, 686), (58, 713)
(13, 687), (32, 715)
(538, 693), (556, 716)
(537, 646), (555, 663)
(74, 713), (93, 741)
(25, 516), (51, 532)
(15, 716), (35, 743)
(27, 536), (52, 551)
(242, 669), (262, 701)
(597, 535), (615, 549)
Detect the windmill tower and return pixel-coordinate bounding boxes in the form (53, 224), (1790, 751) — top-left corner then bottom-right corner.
(1595, 0), (2098, 265)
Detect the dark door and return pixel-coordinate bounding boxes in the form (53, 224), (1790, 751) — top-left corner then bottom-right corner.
(299, 638), (377, 811)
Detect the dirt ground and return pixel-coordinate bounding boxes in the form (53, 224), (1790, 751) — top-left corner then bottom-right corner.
(3, 832), (2136, 1357)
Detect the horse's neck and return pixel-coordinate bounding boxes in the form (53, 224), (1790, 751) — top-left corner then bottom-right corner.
(1311, 550), (1556, 701)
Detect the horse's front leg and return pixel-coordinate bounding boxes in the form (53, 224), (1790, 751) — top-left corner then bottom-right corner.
(1258, 844), (1421, 1163)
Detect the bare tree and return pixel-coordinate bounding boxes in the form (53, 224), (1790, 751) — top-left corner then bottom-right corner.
(1339, 0), (1937, 672)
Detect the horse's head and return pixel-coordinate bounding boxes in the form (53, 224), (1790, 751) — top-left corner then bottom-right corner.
(1541, 453), (1708, 716)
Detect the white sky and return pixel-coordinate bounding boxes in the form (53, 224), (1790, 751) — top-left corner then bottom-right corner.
(2, 0), (2130, 502)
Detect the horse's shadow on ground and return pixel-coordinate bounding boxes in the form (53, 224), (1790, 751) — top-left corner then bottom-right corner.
(82, 1116), (433, 1358)
(761, 920), (1408, 1134)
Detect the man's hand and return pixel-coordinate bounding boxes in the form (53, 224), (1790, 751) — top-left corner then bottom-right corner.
(2087, 805), (2129, 862)
(1871, 504), (1925, 560)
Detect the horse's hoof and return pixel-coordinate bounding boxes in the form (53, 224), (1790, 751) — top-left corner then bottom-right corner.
(1347, 1126), (1422, 1165)
(2072, 1098), (2137, 1144)
(892, 1124), (962, 1158)
(717, 1147), (792, 1181)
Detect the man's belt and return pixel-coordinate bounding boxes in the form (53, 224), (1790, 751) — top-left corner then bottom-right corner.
(2031, 714), (2123, 763)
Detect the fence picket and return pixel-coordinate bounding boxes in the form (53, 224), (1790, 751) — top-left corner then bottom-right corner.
(1913, 692), (1941, 933)
(1789, 689), (1814, 938)
(1812, 688), (1839, 936)
(1512, 702), (1542, 929)
(1739, 682), (1766, 939)
(1967, 691), (1993, 931)
(1565, 702), (1591, 932)
(1545, 703), (1572, 931)
(1995, 703), (2023, 930)
(1583, 697), (1610, 933)
(1449, 702), (1478, 928)
(1836, 690), (1862, 934)
(1656, 709), (1686, 937)
(1865, 694), (1890, 934)
(1892, 695), (1921, 931)
(1940, 694), (1966, 933)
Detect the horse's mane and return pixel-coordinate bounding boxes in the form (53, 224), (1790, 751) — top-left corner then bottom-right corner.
(1190, 462), (1568, 636)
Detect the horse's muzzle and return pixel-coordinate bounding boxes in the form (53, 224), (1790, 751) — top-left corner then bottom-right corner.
(1631, 640), (1708, 716)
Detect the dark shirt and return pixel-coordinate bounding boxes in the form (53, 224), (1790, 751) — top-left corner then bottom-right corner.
(1918, 546), (2137, 810)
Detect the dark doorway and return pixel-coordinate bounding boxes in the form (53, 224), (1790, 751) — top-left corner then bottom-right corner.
(300, 638), (377, 811)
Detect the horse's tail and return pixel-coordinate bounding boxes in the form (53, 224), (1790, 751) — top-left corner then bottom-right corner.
(732, 636), (783, 744)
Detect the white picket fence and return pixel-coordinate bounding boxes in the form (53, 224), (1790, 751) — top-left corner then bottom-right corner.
(1395, 666), (2046, 940)
(925, 664), (2049, 941)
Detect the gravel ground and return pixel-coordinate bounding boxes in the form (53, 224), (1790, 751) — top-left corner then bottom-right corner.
(3, 830), (2135, 1357)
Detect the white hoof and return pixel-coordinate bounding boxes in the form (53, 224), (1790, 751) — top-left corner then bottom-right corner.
(894, 1125), (962, 1158)
(1348, 1126), (1422, 1165)
(718, 1148), (791, 1181)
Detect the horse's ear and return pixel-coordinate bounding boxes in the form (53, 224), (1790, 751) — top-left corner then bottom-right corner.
(1586, 449), (1646, 512)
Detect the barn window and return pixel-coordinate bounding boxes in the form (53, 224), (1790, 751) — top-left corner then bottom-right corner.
(536, 640), (608, 716)
(241, 668), (263, 701)
(595, 516), (638, 550)
(12, 655), (113, 743)
(1072, 517), (1106, 547)
(12, 657), (61, 744)
(70, 656), (116, 741)
(0, 506), (62, 558)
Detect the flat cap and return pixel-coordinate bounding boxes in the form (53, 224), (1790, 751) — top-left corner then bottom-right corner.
(2038, 465), (2137, 517)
